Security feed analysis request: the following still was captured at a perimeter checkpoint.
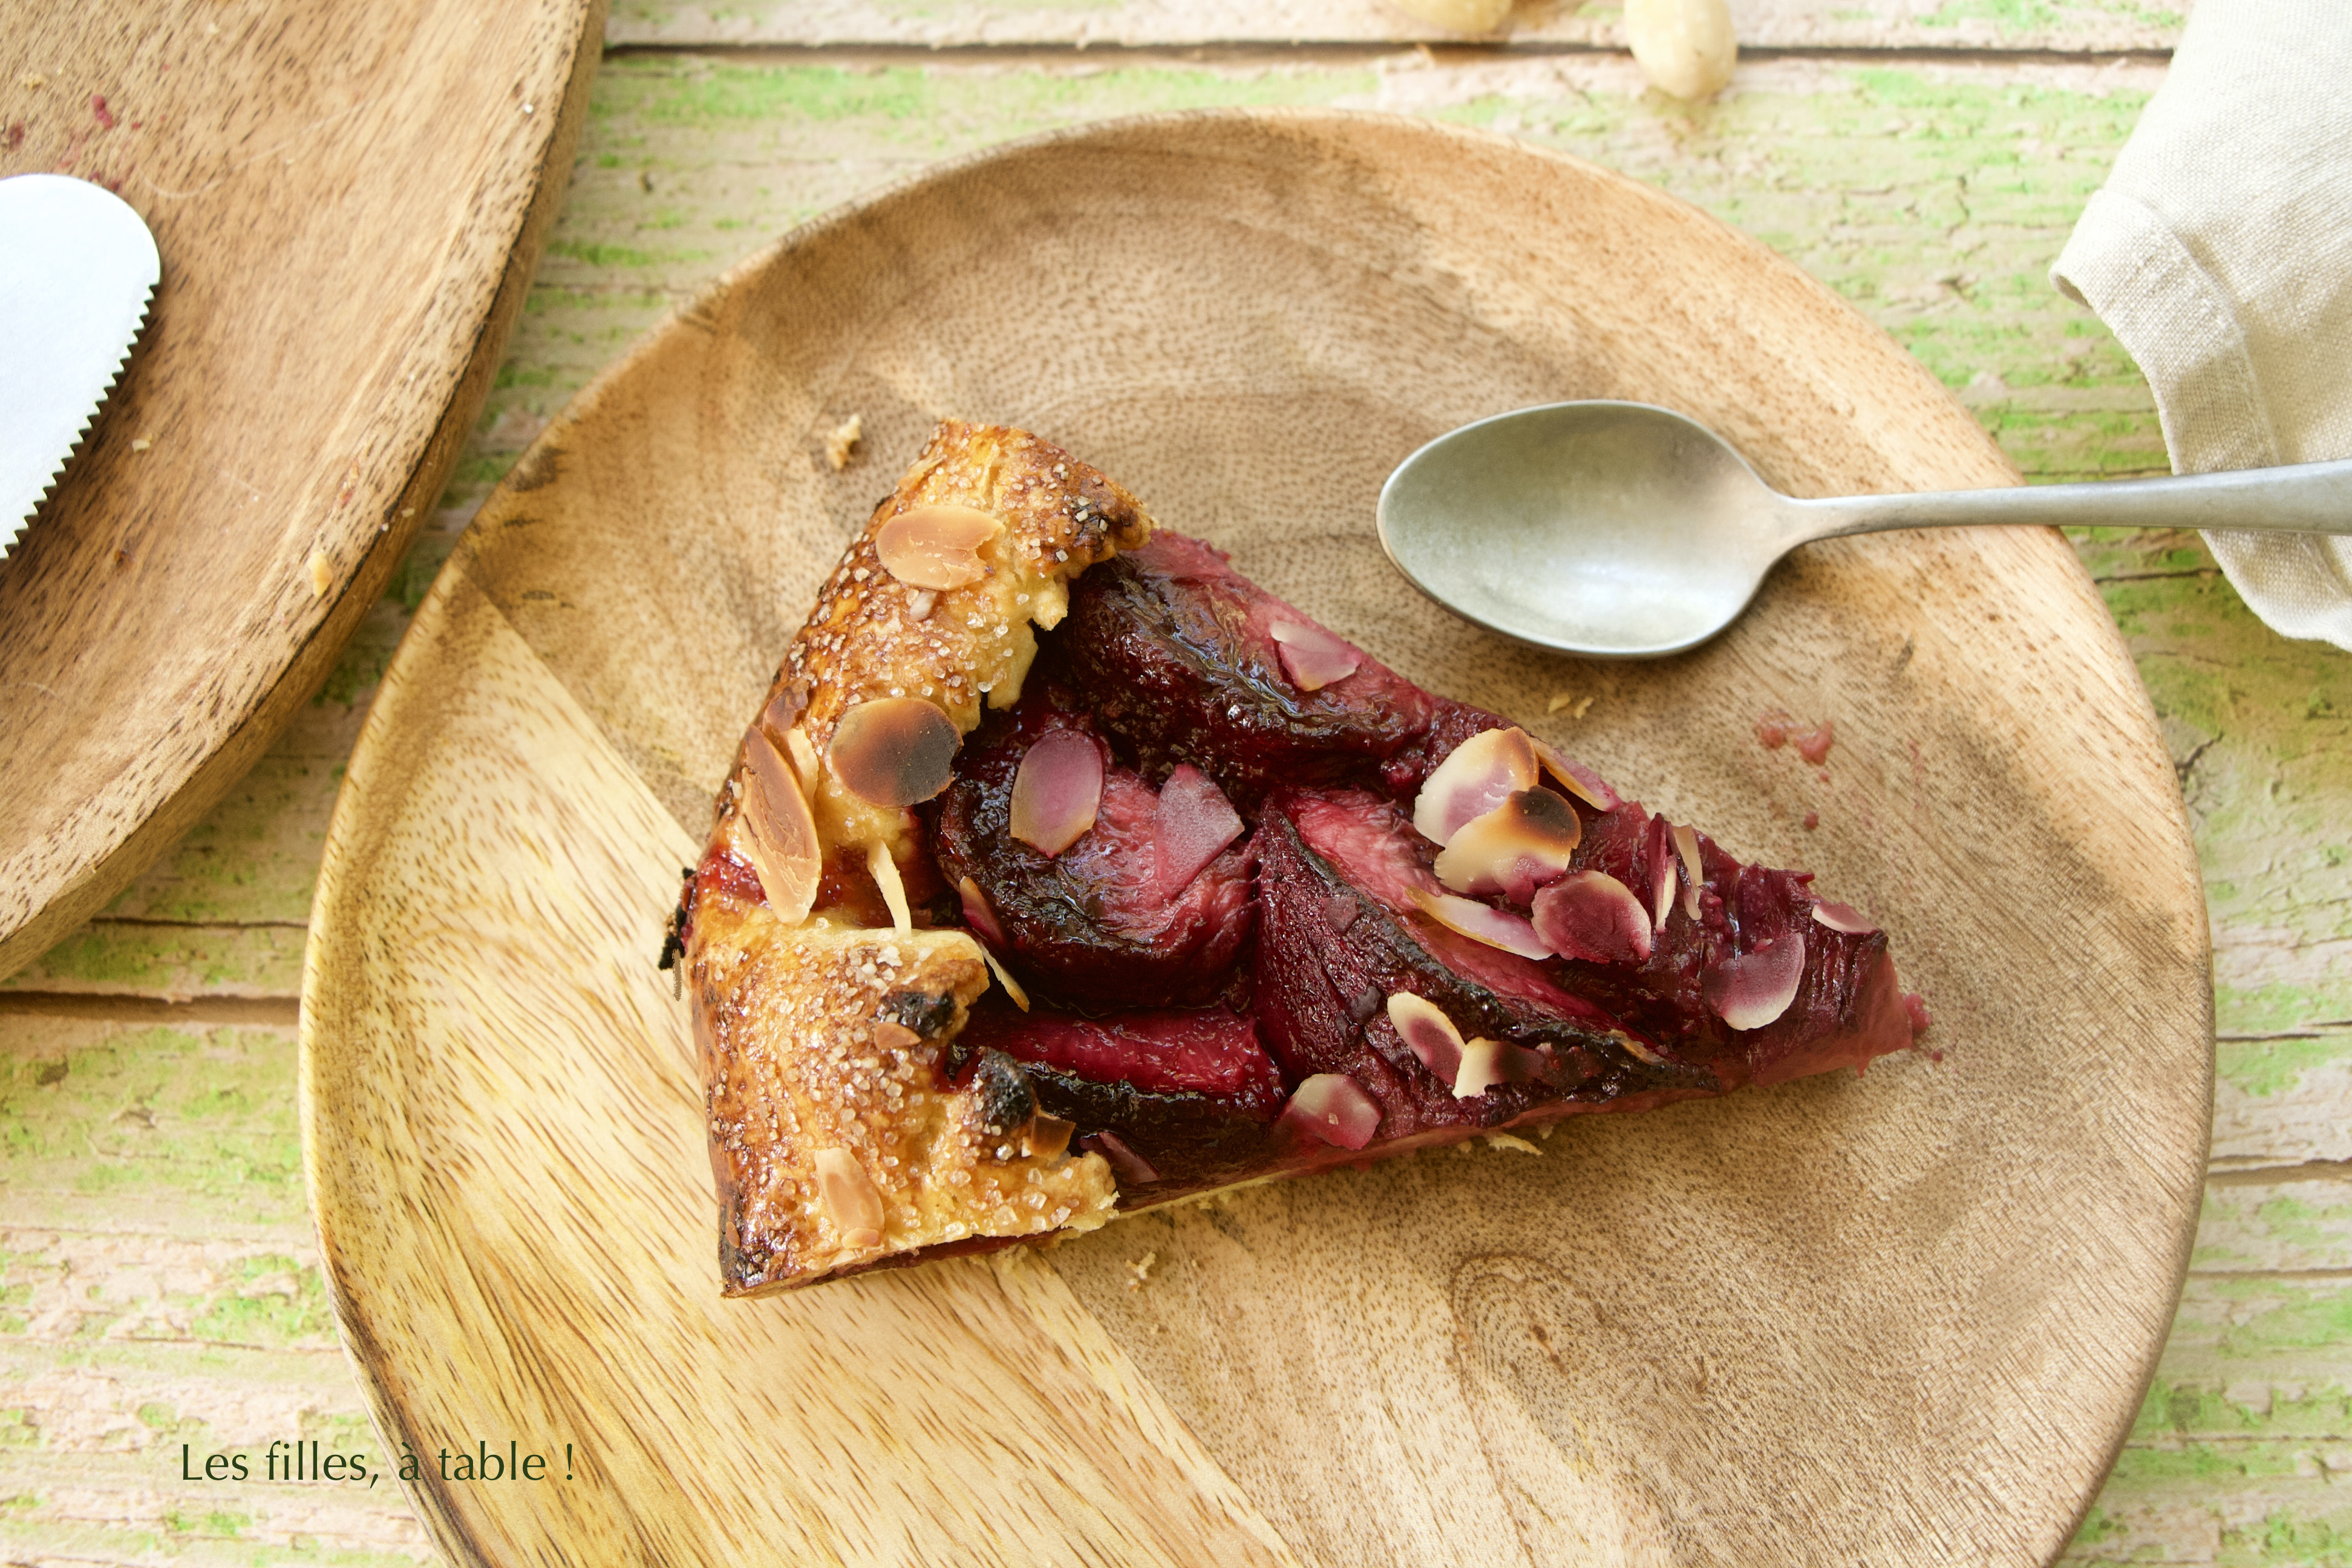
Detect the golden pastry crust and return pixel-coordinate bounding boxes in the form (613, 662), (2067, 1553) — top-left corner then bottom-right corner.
(685, 422), (1150, 1293)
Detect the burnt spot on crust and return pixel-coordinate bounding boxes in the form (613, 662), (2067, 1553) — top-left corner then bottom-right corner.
(658, 864), (696, 973)
(879, 987), (958, 1039)
(964, 1049), (1039, 1142)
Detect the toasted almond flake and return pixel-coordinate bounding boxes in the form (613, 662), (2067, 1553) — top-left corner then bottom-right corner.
(1387, 992), (1465, 1087)
(1704, 933), (1808, 1031)
(958, 874), (1008, 947)
(874, 1020), (921, 1050)
(1812, 900), (1879, 935)
(1454, 1038), (1510, 1099)
(1644, 815), (1677, 930)
(1611, 1028), (1670, 1067)
(1410, 888), (1553, 960)
(783, 725), (820, 793)
(877, 504), (1002, 590)
(1434, 788), (1582, 901)
(1670, 823), (1705, 921)
(1028, 1116), (1076, 1161)
(1277, 1073), (1381, 1150)
(1269, 619), (1364, 691)
(906, 589), (938, 621)
(1083, 1129), (1160, 1184)
(738, 726), (821, 923)
(1008, 730), (1104, 856)
(868, 842), (913, 935)
(824, 412), (863, 470)
(829, 697), (960, 807)
(1530, 869), (1653, 964)
(1414, 727), (1539, 844)
(1485, 1132), (1543, 1155)
(814, 1148), (885, 1241)
(1529, 736), (1615, 809)
(980, 943), (1030, 1011)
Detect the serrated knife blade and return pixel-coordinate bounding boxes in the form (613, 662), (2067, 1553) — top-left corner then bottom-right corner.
(0, 173), (162, 560)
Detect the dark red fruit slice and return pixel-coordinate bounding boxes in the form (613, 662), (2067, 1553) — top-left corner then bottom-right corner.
(933, 696), (1255, 1010)
(959, 998), (1285, 1199)
(1054, 532), (1504, 809)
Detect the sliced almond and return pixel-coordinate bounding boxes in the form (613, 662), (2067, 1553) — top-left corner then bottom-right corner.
(1644, 814), (1677, 931)
(868, 841), (913, 935)
(1027, 1115), (1076, 1161)
(737, 725), (820, 923)
(1529, 735), (1616, 810)
(783, 725), (821, 795)
(1007, 729), (1104, 857)
(1409, 888), (1553, 961)
(829, 697), (961, 807)
(979, 942), (1030, 1011)
(1670, 822), (1705, 922)
(1704, 932), (1808, 1031)
(1413, 727), (1538, 845)
(1276, 1073), (1382, 1150)
(1082, 1129), (1161, 1185)
(1811, 900), (1878, 935)
(1530, 869), (1653, 964)
(1433, 788), (1582, 903)
(1387, 991), (1465, 1087)
(1268, 619), (1364, 691)
(873, 1019), (921, 1051)
(814, 1148), (885, 1247)
(875, 504), (1002, 590)
(1610, 1028), (1669, 1067)
(957, 874), (1008, 947)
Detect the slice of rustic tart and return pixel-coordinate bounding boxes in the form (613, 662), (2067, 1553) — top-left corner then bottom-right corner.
(673, 422), (1922, 1295)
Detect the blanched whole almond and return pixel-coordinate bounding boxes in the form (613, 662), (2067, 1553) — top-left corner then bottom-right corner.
(1530, 870), (1653, 964)
(829, 697), (961, 807)
(875, 504), (1002, 590)
(1625, 0), (1736, 100)
(1387, 991), (1465, 1087)
(814, 1148), (885, 1248)
(1008, 729), (1105, 856)
(1268, 620), (1364, 691)
(1434, 787), (1583, 903)
(1414, 727), (1538, 845)
(738, 725), (820, 923)
(1276, 1073), (1382, 1150)
(1410, 888), (1553, 961)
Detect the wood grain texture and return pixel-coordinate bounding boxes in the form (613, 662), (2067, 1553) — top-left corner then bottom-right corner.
(605, 0), (2191, 53)
(303, 113), (2209, 1565)
(0, 0), (606, 980)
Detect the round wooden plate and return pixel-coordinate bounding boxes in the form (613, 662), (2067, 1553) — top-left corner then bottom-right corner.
(0, 0), (602, 976)
(302, 111), (2209, 1567)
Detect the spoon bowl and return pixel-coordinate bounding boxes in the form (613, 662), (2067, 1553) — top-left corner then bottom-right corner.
(1379, 399), (2352, 659)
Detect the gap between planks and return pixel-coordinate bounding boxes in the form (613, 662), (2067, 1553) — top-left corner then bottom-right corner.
(0, 991), (300, 1027)
(598, 41), (2176, 67)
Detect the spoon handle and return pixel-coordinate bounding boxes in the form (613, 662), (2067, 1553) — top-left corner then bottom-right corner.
(1789, 456), (2352, 541)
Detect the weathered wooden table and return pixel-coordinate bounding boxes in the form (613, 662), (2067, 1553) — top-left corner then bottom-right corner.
(5, 2), (2347, 1563)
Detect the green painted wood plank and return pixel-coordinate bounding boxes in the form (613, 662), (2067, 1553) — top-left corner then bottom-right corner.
(604, 0), (2190, 54)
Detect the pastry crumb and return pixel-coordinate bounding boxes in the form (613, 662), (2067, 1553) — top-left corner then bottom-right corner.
(307, 550), (332, 596)
(19, 73), (47, 90)
(1125, 1250), (1157, 1291)
(825, 413), (864, 471)
(1483, 1132), (1542, 1156)
(1547, 691), (1593, 718)
(130, 436), (151, 452)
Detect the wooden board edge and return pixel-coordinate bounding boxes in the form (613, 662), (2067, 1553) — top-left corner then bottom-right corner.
(0, 0), (607, 984)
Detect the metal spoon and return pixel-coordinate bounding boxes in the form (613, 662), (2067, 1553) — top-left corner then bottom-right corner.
(1376, 400), (2352, 659)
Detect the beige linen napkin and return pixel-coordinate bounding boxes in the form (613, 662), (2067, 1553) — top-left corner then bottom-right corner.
(2053, 0), (2352, 652)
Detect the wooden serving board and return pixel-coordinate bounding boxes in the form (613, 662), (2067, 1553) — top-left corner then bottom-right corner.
(0, 0), (604, 977)
(302, 113), (2211, 1566)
